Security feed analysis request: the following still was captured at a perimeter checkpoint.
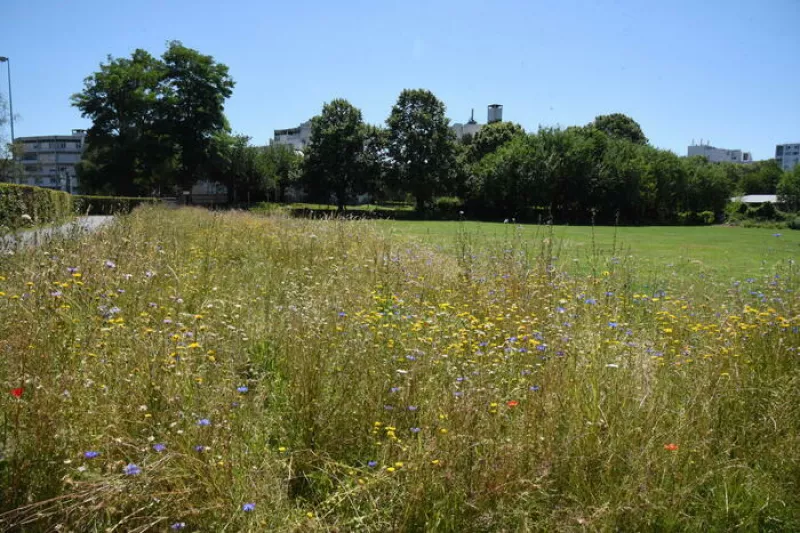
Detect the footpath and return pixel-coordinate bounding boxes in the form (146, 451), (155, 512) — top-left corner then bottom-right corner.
(1, 216), (114, 251)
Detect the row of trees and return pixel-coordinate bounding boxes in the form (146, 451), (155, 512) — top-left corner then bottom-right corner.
(69, 43), (799, 221)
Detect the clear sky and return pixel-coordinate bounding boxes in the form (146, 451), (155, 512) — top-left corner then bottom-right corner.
(3, 0), (799, 159)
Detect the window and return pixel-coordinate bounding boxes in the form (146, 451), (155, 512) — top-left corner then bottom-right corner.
(58, 142), (66, 148)
(24, 165), (37, 172)
(22, 153), (37, 161)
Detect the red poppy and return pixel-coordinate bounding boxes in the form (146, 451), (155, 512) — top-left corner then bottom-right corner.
(10, 387), (24, 398)
(506, 400), (519, 408)
(663, 443), (679, 452)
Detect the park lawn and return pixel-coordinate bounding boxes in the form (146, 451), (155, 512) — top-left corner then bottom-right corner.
(377, 220), (800, 280)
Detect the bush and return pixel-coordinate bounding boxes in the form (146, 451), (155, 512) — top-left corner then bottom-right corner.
(0, 183), (74, 232)
(788, 217), (800, 230)
(751, 201), (779, 220)
(73, 195), (158, 215)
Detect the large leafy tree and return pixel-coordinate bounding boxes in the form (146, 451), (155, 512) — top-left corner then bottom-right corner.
(72, 42), (234, 195)
(161, 42), (235, 189)
(589, 113), (648, 145)
(387, 89), (456, 211)
(303, 99), (366, 209)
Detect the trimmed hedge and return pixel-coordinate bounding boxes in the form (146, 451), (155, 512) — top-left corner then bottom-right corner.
(0, 183), (74, 231)
(74, 195), (159, 215)
(1, 183), (161, 233)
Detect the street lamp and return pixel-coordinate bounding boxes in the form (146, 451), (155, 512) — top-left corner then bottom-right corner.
(0, 56), (14, 144)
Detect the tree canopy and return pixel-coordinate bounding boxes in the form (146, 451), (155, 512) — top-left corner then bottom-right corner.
(589, 113), (648, 145)
(72, 42), (234, 196)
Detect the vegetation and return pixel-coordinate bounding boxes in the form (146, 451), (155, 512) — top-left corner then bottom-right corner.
(1, 206), (799, 531)
(0, 183), (74, 231)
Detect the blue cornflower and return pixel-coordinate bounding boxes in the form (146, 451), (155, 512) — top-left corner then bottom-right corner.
(67, 266), (78, 273)
(153, 443), (166, 453)
(237, 386), (248, 393)
(530, 385), (541, 392)
(104, 260), (116, 269)
(171, 523), (186, 530)
(197, 418), (211, 426)
(454, 391), (463, 397)
(242, 503), (256, 512)
(194, 445), (206, 452)
(338, 311), (347, 317)
(407, 405), (418, 411)
(123, 463), (141, 476)
(773, 233), (782, 237)
(536, 344), (546, 352)
(389, 387), (400, 393)
(84, 451), (100, 459)
(584, 298), (597, 305)
(608, 322), (618, 328)
(410, 427), (421, 433)
(367, 460), (378, 468)
(556, 306), (566, 313)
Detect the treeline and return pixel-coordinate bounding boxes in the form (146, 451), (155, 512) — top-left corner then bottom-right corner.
(71, 44), (800, 222)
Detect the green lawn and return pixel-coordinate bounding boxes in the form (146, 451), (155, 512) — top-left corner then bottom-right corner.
(377, 220), (800, 280)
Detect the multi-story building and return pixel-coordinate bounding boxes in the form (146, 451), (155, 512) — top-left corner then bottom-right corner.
(271, 120), (312, 151)
(451, 109), (483, 141)
(17, 130), (87, 193)
(775, 143), (800, 171)
(687, 143), (752, 163)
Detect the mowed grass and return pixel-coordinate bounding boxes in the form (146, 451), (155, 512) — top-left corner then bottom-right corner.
(1, 206), (799, 531)
(378, 220), (800, 280)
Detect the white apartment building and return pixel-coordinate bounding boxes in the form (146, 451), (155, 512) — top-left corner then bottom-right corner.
(271, 120), (312, 151)
(18, 130), (87, 193)
(776, 143), (800, 171)
(687, 143), (752, 163)
(451, 108), (483, 141)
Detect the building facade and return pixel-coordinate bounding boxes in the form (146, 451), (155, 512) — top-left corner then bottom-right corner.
(17, 130), (87, 193)
(776, 143), (800, 172)
(271, 120), (312, 151)
(687, 144), (752, 163)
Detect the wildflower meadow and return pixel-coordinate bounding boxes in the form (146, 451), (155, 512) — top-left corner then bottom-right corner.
(1, 206), (799, 531)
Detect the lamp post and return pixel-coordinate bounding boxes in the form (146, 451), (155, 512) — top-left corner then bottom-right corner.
(0, 56), (14, 144)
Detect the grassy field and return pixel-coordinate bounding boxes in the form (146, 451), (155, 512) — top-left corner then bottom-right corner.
(1, 207), (799, 531)
(378, 220), (800, 281)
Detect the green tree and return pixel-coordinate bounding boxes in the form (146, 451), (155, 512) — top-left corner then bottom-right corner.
(263, 144), (302, 203)
(589, 113), (648, 145)
(467, 121), (525, 164)
(161, 41), (235, 189)
(387, 89), (456, 211)
(72, 49), (166, 195)
(71, 42), (234, 195)
(777, 165), (800, 212)
(303, 99), (366, 210)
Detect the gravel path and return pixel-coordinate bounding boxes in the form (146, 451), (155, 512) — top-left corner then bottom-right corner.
(1, 216), (114, 251)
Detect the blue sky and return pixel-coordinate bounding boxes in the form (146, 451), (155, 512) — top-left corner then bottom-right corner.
(3, 0), (799, 159)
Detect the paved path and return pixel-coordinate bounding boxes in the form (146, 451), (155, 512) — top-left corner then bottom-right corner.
(1, 216), (114, 251)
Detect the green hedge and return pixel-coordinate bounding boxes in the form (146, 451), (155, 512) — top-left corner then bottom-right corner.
(0, 183), (74, 231)
(73, 195), (159, 215)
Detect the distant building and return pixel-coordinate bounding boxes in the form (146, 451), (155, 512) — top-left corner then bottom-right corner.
(688, 143), (752, 163)
(451, 109), (483, 141)
(271, 120), (312, 151)
(17, 130), (87, 193)
(775, 143), (800, 171)
(487, 104), (503, 124)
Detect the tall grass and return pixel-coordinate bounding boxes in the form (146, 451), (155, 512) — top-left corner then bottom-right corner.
(1, 206), (798, 531)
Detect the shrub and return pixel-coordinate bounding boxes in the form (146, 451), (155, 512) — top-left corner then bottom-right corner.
(73, 195), (158, 215)
(698, 211), (715, 224)
(751, 202), (779, 220)
(0, 183), (74, 232)
(788, 217), (800, 230)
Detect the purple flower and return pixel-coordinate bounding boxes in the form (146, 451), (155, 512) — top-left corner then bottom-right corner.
(242, 503), (256, 512)
(407, 405), (418, 412)
(153, 443), (166, 453)
(454, 391), (463, 397)
(104, 260), (116, 269)
(367, 460), (378, 468)
(171, 523), (186, 530)
(410, 427), (421, 433)
(608, 322), (618, 328)
(123, 463), (141, 475)
(197, 418), (211, 427)
(584, 298), (597, 305)
(530, 385), (541, 392)
(51, 290), (63, 297)
(237, 386), (248, 393)
(145, 270), (155, 278)
(338, 311), (347, 317)
(389, 387), (400, 393)
(383, 405), (394, 411)
(84, 451), (100, 459)
(67, 267), (78, 273)
(556, 306), (566, 313)
(194, 445), (206, 452)
(773, 233), (782, 237)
